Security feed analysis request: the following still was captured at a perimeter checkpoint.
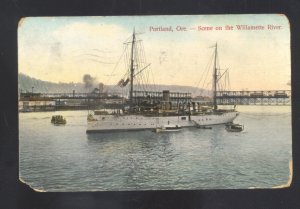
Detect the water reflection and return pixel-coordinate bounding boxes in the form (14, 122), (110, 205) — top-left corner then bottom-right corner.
(86, 130), (172, 147)
(209, 125), (227, 153)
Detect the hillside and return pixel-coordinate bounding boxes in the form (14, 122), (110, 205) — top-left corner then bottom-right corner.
(18, 73), (210, 96)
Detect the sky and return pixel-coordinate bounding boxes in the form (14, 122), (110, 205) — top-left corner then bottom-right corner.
(18, 14), (291, 91)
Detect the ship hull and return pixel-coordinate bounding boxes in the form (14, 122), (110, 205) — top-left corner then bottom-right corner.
(86, 111), (239, 133)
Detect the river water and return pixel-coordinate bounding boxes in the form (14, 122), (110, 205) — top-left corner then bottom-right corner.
(19, 106), (292, 191)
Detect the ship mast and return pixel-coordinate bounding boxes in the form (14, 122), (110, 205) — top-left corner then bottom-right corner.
(129, 28), (136, 104)
(213, 43), (218, 110)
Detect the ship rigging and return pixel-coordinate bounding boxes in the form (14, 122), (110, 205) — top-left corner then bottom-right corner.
(86, 29), (239, 133)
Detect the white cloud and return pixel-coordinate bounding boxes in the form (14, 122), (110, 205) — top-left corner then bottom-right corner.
(19, 16), (291, 91)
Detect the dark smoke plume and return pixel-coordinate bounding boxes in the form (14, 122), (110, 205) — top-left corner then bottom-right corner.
(83, 74), (97, 89)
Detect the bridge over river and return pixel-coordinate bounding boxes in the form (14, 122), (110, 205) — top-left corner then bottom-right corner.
(216, 90), (291, 105)
(19, 89), (291, 112)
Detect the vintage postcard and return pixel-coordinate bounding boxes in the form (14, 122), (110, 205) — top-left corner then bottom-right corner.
(18, 15), (291, 191)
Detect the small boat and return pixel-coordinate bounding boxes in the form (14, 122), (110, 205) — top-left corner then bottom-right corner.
(225, 123), (243, 132)
(51, 115), (66, 125)
(154, 124), (182, 133)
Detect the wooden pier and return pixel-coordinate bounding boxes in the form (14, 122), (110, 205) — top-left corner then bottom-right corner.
(216, 90), (291, 105)
(19, 89), (291, 112)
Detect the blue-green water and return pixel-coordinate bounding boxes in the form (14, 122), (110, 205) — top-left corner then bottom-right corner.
(19, 106), (292, 191)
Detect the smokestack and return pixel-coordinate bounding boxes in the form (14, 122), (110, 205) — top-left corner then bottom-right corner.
(162, 90), (170, 102)
(162, 90), (170, 110)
